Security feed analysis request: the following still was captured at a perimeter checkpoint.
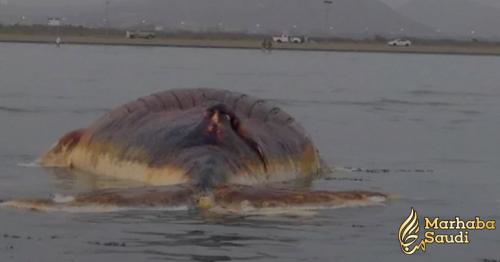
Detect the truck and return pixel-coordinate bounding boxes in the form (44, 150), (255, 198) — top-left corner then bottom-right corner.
(126, 30), (156, 39)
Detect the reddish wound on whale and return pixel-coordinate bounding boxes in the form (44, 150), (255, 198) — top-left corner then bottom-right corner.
(205, 104), (268, 171)
(206, 110), (224, 140)
(55, 129), (85, 153)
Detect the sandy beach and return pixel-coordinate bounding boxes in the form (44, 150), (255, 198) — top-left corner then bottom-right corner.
(1, 33), (500, 56)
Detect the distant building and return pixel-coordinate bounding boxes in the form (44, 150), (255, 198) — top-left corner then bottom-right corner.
(47, 18), (62, 26)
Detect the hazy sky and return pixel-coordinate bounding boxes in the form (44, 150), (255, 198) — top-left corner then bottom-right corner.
(382, 0), (500, 7)
(2, 0), (499, 39)
(3, 0), (500, 8)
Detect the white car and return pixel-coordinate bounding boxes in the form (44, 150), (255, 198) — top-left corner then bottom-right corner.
(272, 35), (304, 44)
(387, 39), (412, 47)
(289, 36), (303, 43)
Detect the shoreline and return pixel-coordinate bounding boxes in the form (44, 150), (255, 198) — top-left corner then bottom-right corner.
(2, 34), (500, 56)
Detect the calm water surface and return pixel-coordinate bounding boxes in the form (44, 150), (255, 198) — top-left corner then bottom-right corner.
(0, 43), (499, 261)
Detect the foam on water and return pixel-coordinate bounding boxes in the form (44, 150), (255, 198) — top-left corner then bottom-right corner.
(17, 161), (40, 167)
(52, 194), (75, 203)
(208, 197), (387, 216)
(0, 200), (190, 213)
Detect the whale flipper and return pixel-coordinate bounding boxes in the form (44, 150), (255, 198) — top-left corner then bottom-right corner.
(1, 184), (387, 214)
(1, 185), (195, 212)
(207, 185), (388, 215)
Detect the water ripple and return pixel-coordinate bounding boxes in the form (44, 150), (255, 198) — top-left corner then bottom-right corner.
(272, 98), (456, 108)
(408, 89), (499, 97)
(0, 106), (109, 115)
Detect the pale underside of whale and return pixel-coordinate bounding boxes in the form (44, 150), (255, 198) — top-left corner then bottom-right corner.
(2, 88), (387, 214)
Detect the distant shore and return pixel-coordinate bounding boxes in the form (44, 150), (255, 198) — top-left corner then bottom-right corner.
(1, 32), (500, 56)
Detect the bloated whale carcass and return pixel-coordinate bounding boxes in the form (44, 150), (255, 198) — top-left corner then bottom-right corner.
(3, 88), (386, 213)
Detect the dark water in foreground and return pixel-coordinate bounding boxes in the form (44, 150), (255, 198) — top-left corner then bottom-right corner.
(0, 43), (499, 261)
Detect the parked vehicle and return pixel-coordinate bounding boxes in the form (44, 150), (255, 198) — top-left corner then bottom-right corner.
(289, 36), (303, 43)
(126, 31), (156, 39)
(387, 39), (412, 47)
(272, 35), (304, 44)
(272, 35), (288, 43)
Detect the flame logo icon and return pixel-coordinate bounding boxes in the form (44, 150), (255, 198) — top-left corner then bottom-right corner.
(398, 208), (426, 255)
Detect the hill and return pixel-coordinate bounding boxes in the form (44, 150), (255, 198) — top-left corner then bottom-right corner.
(398, 0), (500, 39)
(1, 0), (435, 38)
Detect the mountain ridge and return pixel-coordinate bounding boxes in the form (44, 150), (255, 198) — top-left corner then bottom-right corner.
(398, 0), (500, 39)
(1, 0), (435, 38)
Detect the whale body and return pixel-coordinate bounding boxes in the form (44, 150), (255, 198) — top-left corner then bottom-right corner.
(4, 88), (386, 213)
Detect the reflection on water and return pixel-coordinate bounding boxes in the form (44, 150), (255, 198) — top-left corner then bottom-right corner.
(273, 97), (457, 108)
(407, 89), (500, 97)
(0, 105), (110, 115)
(0, 43), (499, 262)
(75, 207), (353, 262)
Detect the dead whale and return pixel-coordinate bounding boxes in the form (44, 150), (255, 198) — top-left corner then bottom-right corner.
(3, 88), (386, 213)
